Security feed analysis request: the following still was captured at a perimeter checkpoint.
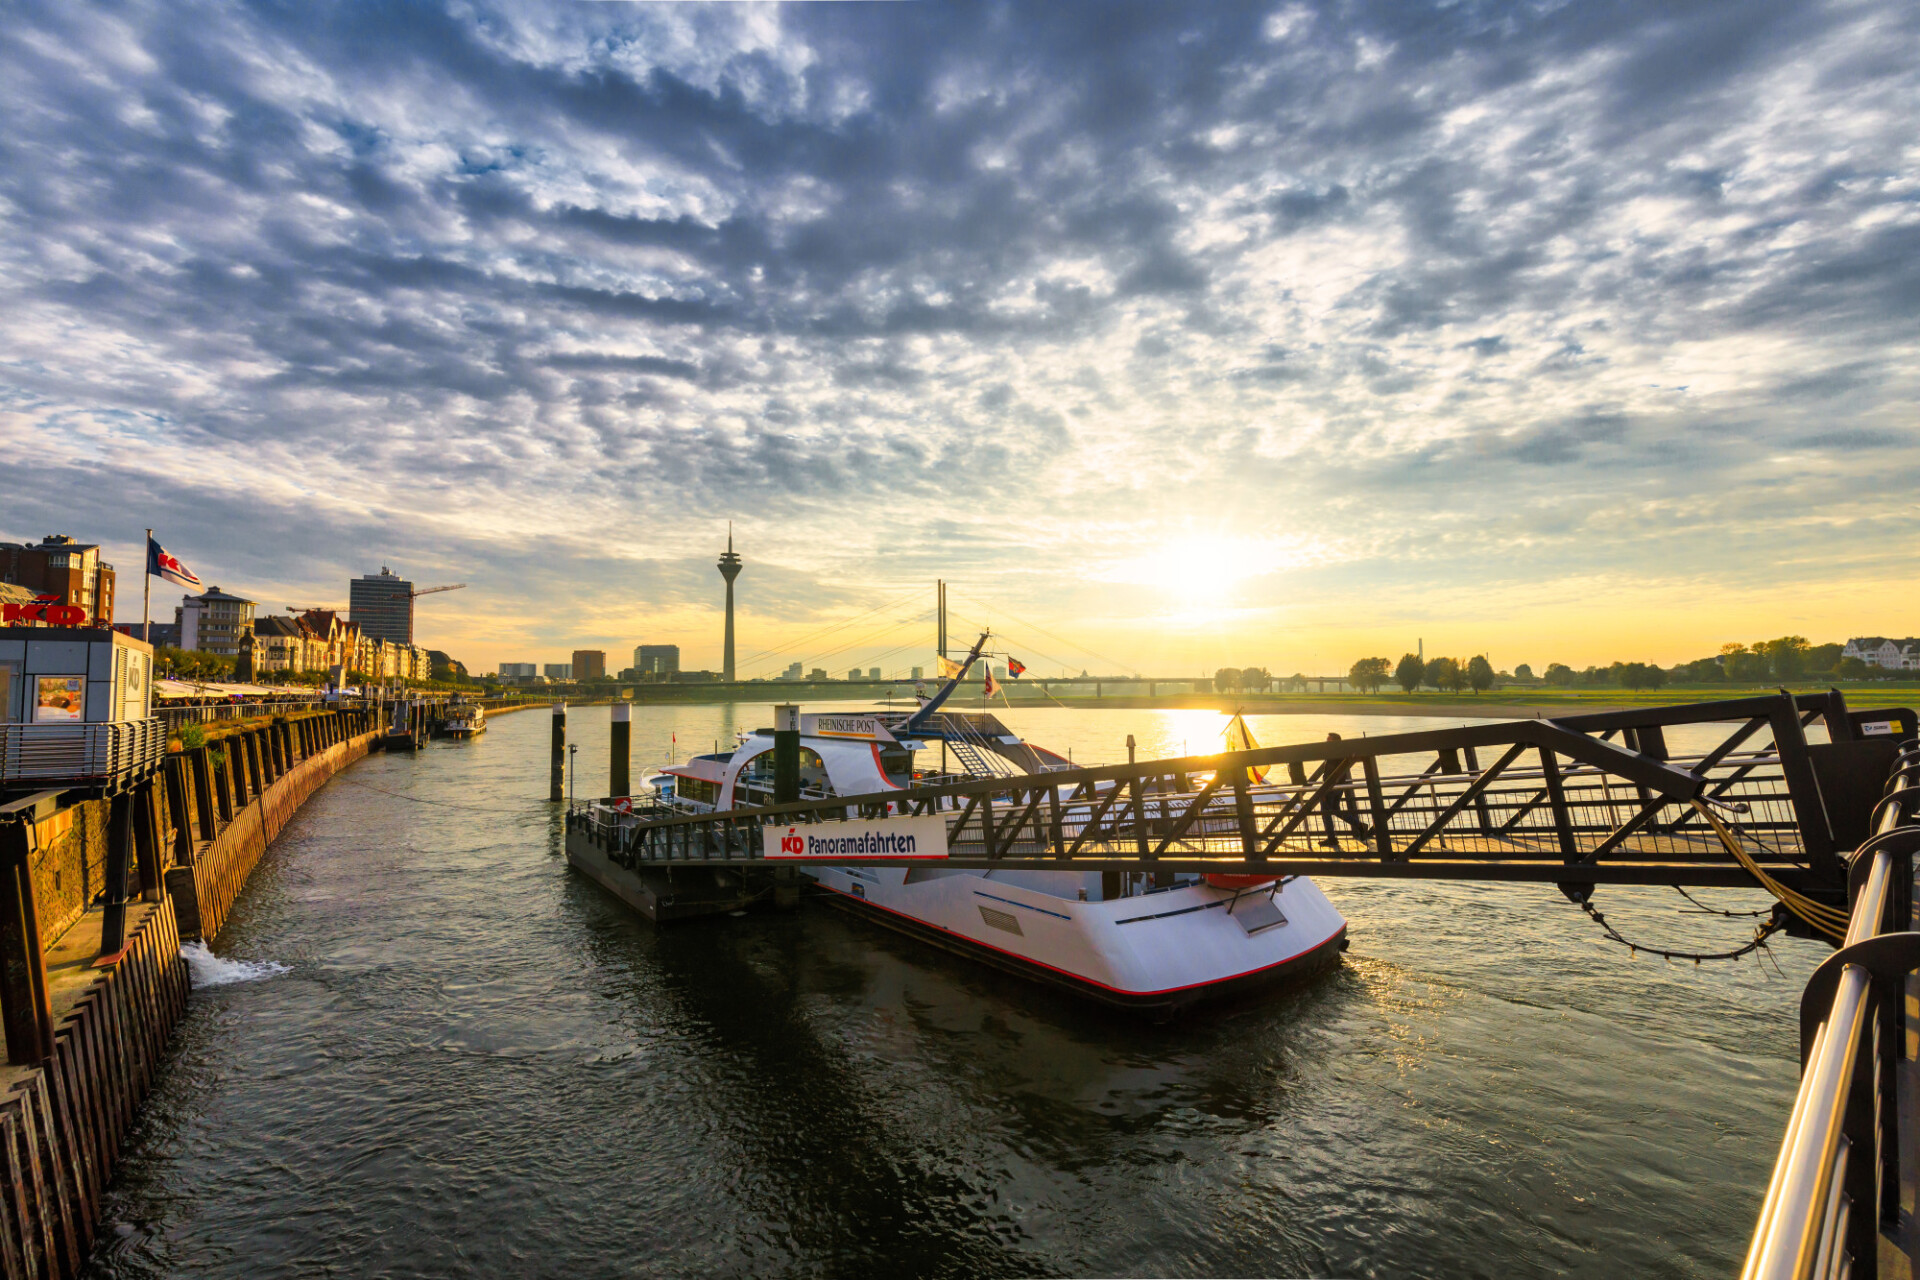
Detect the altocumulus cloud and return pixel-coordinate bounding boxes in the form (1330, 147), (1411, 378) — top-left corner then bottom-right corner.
(0, 0), (1916, 668)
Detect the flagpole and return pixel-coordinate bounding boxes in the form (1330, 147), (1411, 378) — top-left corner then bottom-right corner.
(142, 528), (152, 645)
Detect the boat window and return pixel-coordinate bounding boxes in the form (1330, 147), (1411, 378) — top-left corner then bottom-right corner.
(878, 745), (914, 785)
(799, 747), (829, 795)
(678, 777), (720, 806)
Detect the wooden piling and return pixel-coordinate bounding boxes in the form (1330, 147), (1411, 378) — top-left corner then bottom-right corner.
(550, 702), (567, 803)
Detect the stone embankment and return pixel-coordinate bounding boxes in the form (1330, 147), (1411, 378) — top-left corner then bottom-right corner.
(0, 705), (380, 1278)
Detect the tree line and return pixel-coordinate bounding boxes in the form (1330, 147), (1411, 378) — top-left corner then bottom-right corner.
(1344, 654), (1497, 694)
(1336, 636), (1901, 695)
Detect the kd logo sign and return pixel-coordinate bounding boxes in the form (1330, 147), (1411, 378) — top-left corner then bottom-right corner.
(780, 829), (806, 856)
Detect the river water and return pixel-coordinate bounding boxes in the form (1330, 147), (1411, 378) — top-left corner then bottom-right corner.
(85, 702), (1819, 1279)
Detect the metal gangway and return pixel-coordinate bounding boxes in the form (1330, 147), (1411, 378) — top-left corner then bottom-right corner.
(580, 693), (1909, 892)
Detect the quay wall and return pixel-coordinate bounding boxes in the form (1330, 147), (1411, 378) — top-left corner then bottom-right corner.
(0, 706), (380, 1279)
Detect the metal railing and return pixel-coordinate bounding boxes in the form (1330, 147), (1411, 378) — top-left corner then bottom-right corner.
(155, 700), (337, 733)
(1742, 738), (1920, 1280)
(0, 718), (168, 784)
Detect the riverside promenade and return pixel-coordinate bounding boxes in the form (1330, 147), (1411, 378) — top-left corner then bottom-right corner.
(0, 703), (379, 1278)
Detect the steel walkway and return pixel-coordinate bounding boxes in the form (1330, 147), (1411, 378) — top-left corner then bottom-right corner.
(575, 692), (1912, 893)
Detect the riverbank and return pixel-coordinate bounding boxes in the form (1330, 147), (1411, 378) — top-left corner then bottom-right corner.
(0, 705), (381, 1278)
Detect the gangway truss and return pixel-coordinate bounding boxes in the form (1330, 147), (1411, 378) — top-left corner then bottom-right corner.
(573, 692), (1916, 896)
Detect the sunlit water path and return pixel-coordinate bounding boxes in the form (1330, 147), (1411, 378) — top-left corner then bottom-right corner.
(85, 702), (1815, 1278)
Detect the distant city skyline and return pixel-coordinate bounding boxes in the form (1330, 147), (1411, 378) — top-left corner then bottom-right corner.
(4, 3), (1915, 675)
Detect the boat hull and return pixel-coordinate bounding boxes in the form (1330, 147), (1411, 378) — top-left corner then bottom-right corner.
(807, 867), (1347, 1016)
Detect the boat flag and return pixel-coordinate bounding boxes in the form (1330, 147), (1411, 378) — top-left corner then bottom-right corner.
(938, 655), (964, 679)
(1224, 713), (1268, 784)
(146, 536), (202, 589)
(983, 668), (999, 700)
(1006, 657), (1026, 678)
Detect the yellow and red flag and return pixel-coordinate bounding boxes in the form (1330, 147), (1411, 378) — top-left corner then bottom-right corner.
(1224, 713), (1268, 784)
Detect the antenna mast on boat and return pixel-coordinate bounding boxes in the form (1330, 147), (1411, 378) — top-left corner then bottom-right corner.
(937, 579), (946, 660)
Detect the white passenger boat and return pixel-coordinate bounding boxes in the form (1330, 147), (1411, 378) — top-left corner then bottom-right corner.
(442, 701), (486, 738)
(643, 637), (1348, 1015)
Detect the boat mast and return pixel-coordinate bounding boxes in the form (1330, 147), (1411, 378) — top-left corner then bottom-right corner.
(902, 630), (989, 735)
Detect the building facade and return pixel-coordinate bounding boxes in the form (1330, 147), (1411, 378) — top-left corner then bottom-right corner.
(571, 649), (606, 680)
(635, 644), (680, 676)
(0, 535), (116, 626)
(1843, 638), (1920, 671)
(544, 663), (572, 680)
(350, 568), (414, 646)
(179, 587), (256, 655)
(499, 662), (536, 680)
(242, 610), (428, 682)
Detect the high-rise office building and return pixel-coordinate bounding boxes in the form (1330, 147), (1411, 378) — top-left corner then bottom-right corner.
(635, 644), (680, 676)
(571, 649), (606, 680)
(498, 662), (536, 680)
(544, 663), (572, 680)
(350, 568), (413, 645)
(716, 528), (742, 682)
(782, 662), (802, 680)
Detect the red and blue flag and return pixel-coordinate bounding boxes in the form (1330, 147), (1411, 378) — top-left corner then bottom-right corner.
(147, 536), (202, 590)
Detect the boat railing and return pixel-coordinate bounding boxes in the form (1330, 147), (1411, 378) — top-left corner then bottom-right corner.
(1741, 735), (1920, 1280)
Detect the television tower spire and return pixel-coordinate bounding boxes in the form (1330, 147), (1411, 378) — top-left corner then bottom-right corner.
(717, 523), (743, 682)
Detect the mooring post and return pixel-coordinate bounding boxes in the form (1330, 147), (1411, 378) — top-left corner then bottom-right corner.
(772, 704), (802, 907)
(0, 817), (54, 1065)
(99, 790), (135, 958)
(610, 703), (631, 800)
(549, 702), (567, 803)
(132, 779), (163, 902)
(774, 704), (800, 804)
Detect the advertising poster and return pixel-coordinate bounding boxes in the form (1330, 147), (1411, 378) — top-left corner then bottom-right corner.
(35, 676), (84, 723)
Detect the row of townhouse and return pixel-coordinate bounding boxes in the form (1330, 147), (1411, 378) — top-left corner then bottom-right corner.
(1842, 637), (1920, 671)
(251, 610), (430, 681)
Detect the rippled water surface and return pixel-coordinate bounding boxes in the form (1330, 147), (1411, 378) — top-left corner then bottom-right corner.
(86, 702), (1820, 1279)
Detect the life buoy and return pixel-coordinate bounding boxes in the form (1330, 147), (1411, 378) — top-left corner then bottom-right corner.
(1204, 874), (1280, 889)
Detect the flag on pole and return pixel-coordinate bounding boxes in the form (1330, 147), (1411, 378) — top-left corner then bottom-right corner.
(938, 655), (964, 679)
(147, 536), (203, 590)
(1224, 713), (1268, 784)
(983, 668), (999, 699)
(1006, 657), (1026, 678)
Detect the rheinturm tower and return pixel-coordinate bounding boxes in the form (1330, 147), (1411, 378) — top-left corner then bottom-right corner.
(717, 526), (743, 682)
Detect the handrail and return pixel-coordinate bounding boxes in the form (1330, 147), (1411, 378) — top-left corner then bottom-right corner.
(1742, 738), (1920, 1280)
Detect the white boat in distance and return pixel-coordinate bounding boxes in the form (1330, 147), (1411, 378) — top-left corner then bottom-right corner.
(642, 635), (1348, 1015)
(441, 702), (486, 738)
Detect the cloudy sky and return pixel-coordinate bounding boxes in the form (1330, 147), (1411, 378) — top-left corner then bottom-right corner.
(3, 0), (1916, 677)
